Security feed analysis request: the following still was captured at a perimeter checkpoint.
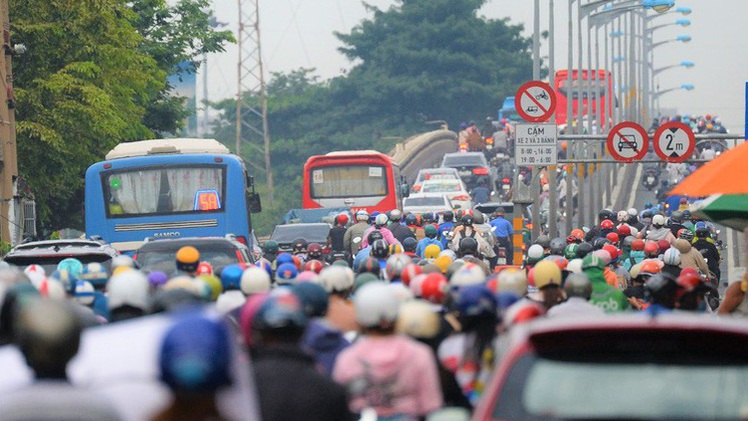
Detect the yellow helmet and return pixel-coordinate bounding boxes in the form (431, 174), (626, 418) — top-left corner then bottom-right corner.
(111, 266), (132, 277)
(533, 260), (562, 289)
(433, 255), (453, 274)
(424, 244), (442, 260)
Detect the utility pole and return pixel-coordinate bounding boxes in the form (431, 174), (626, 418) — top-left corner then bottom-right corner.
(236, 0), (273, 205)
(0, 0), (17, 246)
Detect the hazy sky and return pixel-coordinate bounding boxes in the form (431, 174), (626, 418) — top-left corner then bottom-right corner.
(203, 1), (748, 133)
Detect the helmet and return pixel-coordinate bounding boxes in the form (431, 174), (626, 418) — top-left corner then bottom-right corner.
(549, 238), (566, 256)
(263, 240), (279, 254)
(275, 263), (299, 285)
(57, 258), (83, 279)
(533, 260), (562, 289)
(107, 270), (150, 311)
(389, 209), (402, 222)
(196, 261), (214, 276)
(291, 282), (329, 318)
(367, 230), (384, 245)
(663, 248), (681, 266)
(592, 249), (612, 266)
(111, 255), (136, 270)
(400, 264), (423, 286)
(570, 229), (585, 241)
(622, 236), (636, 250)
(148, 271), (169, 289)
(14, 298), (83, 377)
(564, 244), (579, 260)
(396, 300), (440, 339)
(449, 263), (485, 288)
(644, 202), (653, 209)
(358, 258), (381, 277)
(681, 210), (691, 220)
(176, 246), (200, 273)
(371, 239), (390, 259)
(304, 259), (324, 274)
(456, 285), (497, 319)
(617, 210), (629, 222)
(276, 253), (294, 267)
(602, 245), (620, 263)
(220, 264), (244, 290)
(354, 282), (400, 327)
(307, 243), (323, 260)
(617, 225), (631, 238)
(592, 237), (610, 250)
(639, 260), (662, 276)
(458, 237), (479, 256)
(442, 211), (454, 222)
(419, 273), (448, 304)
(375, 213), (389, 227)
(160, 314), (232, 393)
(238, 293), (270, 347)
(644, 273), (679, 306)
(424, 224), (437, 238)
(600, 220), (615, 230)
(644, 241), (659, 256)
(656, 239), (671, 254)
(473, 212), (485, 225)
(631, 239), (645, 251)
(335, 213), (349, 226)
(79, 262), (108, 289)
(405, 213), (418, 226)
(385, 254), (411, 281)
(527, 244), (545, 260)
(581, 254), (604, 270)
(388, 243), (403, 256)
(402, 237), (418, 252)
(676, 272), (708, 297)
(353, 273), (380, 292)
(642, 210), (653, 219)
(576, 242), (593, 259)
(356, 210), (370, 222)
(317, 265), (355, 294)
(598, 209), (615, 221)
(652, 214), (666, 226)
(566, 258), (583, 274)
(496, 268), (527, 297)
(564, 273), (592, 299)
(535, 235), (551, 249)
(695, 226), (709, 238)
(432, 255), (452, 274)
(74, 280), (95, 306)
(605, 232), (619, 244)
(679, 230), (694, 241)
(292, 238), (308, 254)
(460, 214), (474, 226)
(670, 211), (683, 224)
(240, 266), (271, 295)
(627, 208), (638, 217)
(424, 244), (441, 260)
(253, 293), (307, 331)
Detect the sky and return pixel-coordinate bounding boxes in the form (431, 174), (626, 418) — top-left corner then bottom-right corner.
(201, 0), (748, 134)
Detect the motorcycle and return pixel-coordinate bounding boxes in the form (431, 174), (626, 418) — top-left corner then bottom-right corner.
(642, 169), (659, 191)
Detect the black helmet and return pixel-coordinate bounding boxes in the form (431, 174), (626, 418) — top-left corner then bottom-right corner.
(371, 239), (389, 259)
(644, 273), (679, 308)
(695, 226), (709, 238)
(549, 238), (566, 256)
(292, 238), (308, 254)
(367, 230), (384, 245)
(473, 212), (485, 225)
(461, 214), (474, 226)
(458, 237), (479, 256)
(535, 235), (551, 250)
(405, 214), (418, 226)
(263, 240), (279, 254)
(681, 210), (692, 220)
(442, 211), (454, 222)
(358, 257), (381, 277)
(669, 211), (683, 224)
(598, 209), (614, 222)
(622, 236), (636, 249)
(592, 237), (610, 250)
(576, 242), (593, 258)
(679, 230), (694, 241)
(402, 237), (417, 252)
(642, 210), (653, 219)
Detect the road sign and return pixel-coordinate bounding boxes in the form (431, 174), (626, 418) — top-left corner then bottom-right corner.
(653, 122), (695, 163)
(515, 123), (557, 166)
(606, 121), (649, 163)
(515, 81), (556, 122)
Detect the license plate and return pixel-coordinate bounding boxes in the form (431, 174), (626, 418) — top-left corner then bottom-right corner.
(486, 145), (493, 150)
(502, 184), (510, 190)
(647, 176), (654, 183)
(459, 170), (472, 177)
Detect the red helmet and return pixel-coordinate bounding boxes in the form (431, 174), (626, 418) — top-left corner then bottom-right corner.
(420, 273), (448, 304)
(570, 229), (585, 241)
(602, 244), (620, 261)
(656, 239), (671, 254)
(644, 241), (659, 256)
(196, 261), (213, 276)
(304, 259), (324, 274)
(617, 225), (631, 237)
(631, 239), (645, 251)
(307, 243), (323, 259)
(336, 213), (349, 226)
(606, 232), (620, 244)
(639, 260), (662, 276)
(400, 264), (423, 286)
(601, 220), (615, 230)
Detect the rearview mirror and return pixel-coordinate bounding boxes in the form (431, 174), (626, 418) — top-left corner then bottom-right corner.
(400, 183), (410, 198)
(248, 192), (262, 213)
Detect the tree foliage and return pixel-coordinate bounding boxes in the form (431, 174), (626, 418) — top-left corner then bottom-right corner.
(11, 0), (233, 231)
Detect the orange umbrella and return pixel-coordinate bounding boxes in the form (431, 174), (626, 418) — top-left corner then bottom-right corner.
(669, 140), (748, 196)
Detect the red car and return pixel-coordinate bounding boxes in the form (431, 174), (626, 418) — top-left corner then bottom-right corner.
(473, 314), (748, 421)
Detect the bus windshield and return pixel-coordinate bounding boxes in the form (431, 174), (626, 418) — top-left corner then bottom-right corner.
(104, 165), (225, 217)
(310, 165), (388, 198)
(557, 78), (608, 99)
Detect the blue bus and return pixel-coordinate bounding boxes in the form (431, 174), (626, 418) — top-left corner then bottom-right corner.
(85, 138), (261, 254)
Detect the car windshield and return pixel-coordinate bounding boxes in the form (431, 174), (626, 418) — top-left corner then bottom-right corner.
(416, 170), (458, 183)
(270, 224), (330, 244)
(442, 154), (487, 167)
(404, 196), (446, 207)
(136, 242), (239, 274)
(4, 254), (113, 275)
(494, 354), (748, 420)
(421, 181), (462, 193)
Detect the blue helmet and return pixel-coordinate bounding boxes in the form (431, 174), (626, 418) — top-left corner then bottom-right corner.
(275, 263), (298, 285)
(255, 259), (273, 277)
(457, 285), (498, 319)
(275, 253), (294, 267)
(291, 282), (329, 318)
(253, 292), (307, 331)
(219, 264), (244, 290)
(57, 258), (83, 279)
(159, 313), (233, 393)
(79, 262), (109, 289)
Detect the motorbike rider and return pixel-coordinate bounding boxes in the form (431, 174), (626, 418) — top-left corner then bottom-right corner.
(691, 226), (720, 281)
(361, 214), (399, 248)
(343, 210), (371, 257)
(585, 209), (615, 242)
(646, 214), (676, 244)
(387, 209), (416, 244)
(451, 214), (495, 265)
(439, 211), (456, 249)
(489, 210), (514, 265)
(667, 211), (687, 237)
(327, 213), (349, 256)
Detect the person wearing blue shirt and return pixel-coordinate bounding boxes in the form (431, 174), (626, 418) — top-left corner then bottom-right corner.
(489, 210), (514, 265)
(415, 224), (443, 258)
(439, 212), (455, 249)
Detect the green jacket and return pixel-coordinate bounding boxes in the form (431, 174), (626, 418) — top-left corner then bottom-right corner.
(584, 267), (629, 312)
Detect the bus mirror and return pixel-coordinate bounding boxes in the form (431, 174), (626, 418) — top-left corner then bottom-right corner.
(400, 183), (410, 198)
(248, 192), (262, 213)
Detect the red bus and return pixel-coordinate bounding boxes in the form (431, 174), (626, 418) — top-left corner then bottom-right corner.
(554, 69), (613, 126)
(302, 150), (404, 214)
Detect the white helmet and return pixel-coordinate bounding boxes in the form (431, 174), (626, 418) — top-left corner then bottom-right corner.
(663, 248), (681, 266)
(617, 210), (629, 222)
(449, 263), (485, 287)
(354, 282), (400, 328)
(107, 270), (150, 311)
(111, 255), (136, 270)
(438, 249), (457, 261)
(629, 226), (639, 237)
(74, 280), (95, 306)
(375, 213), (389, 227)
(40, 278), (67, 301)
(240, 266), (271, 295)
(527, 244), (544, 259)
(317, 265), (354, 294)
(592, 249), (612, 266)
(627, 208), (638, 217)
(389, 283), (414, 304)
(396, 299), (440, 339)
(389, 209), (402, 221)
(566, 258), (584, 274)
(215, 290), (246, 314)
(652, 214), (666, 226)
(385, 253), (412, 281)
(356, 210), (369, 222)
(497, 268), (528, 297)
(23, 264), (46, 287)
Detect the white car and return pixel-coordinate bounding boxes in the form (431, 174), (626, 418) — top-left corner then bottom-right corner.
(402, 194), (454, 218)
(411, 167), (461, 193)
(419, 179), (473, 210)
